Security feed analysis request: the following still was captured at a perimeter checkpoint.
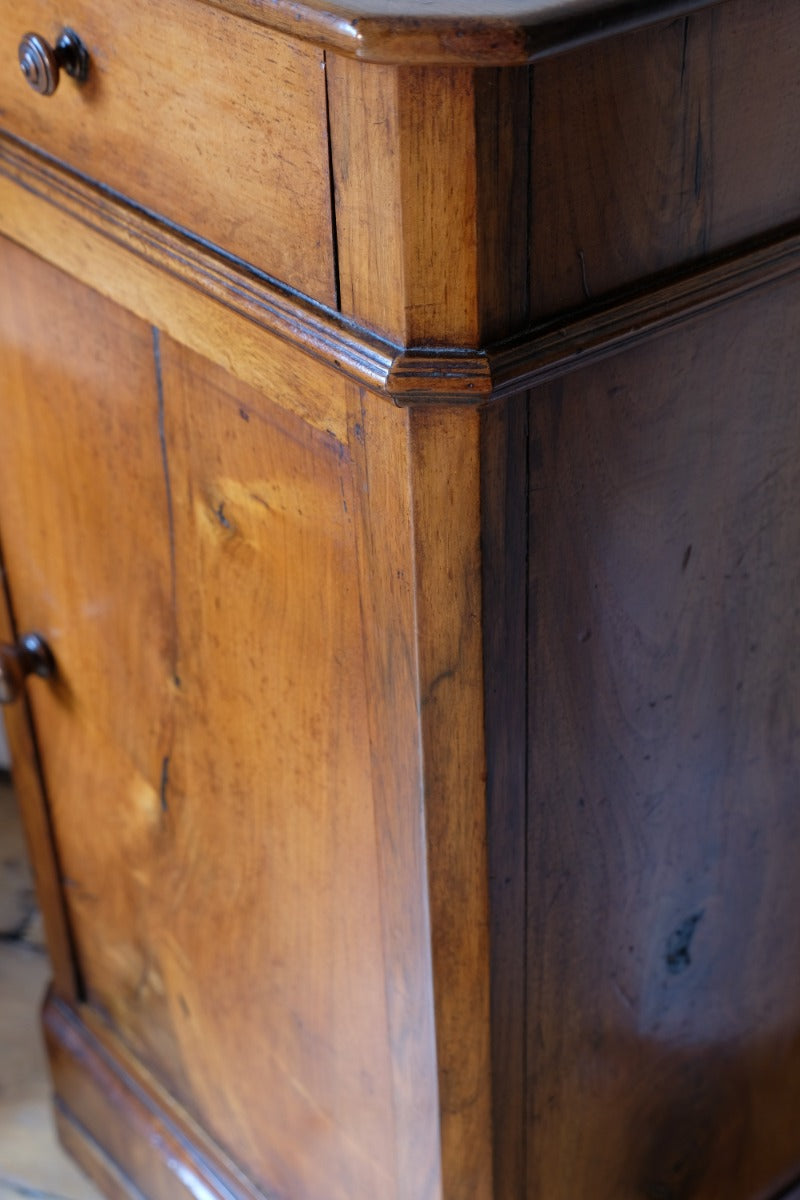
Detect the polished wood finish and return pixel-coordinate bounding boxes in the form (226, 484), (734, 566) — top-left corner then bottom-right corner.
(2, 1), (800, 1198)
(408, 408), (494, 1200)
(199, 0), (726, 65)
(0, 0), (336, 303)
(0, 243), (400, 1198)
(0, 633), (56, 705)
(523, 274), (800, 1200)
(46, 993), (267, 1200)
(328, 59), (482, 344)
(530, 0), (800, 317)
(6, 123), (800, 408)
(0, 551), (79, 1000)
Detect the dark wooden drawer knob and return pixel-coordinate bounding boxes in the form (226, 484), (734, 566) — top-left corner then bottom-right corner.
(0, 633), (55, 704)
(18, 29), (89, 96)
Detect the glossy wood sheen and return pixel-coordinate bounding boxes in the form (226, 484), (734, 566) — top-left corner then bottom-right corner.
(0, 242), (397, 1199)
(328, 59), (482, 344)
(0, 551), (78, 1000)
(198, 0), (727, 64)
(524, 274), (800, 1200)
(2, 0), (800, 1197)
(0, 0), (336, 304)
(530, 0), (800, 317)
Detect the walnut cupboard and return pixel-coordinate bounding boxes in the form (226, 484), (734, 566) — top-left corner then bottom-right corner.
(2, 1), (800, 1198)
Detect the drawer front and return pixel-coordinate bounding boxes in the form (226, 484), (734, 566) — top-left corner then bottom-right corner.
(0, 0), (337, 305)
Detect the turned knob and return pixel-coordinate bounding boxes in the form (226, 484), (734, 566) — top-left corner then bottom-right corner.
(0, 633), (55, 704)
(18, 29), (89, 96)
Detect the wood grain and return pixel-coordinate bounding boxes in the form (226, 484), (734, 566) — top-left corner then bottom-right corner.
(0, 0), (336, 303)
(525, 271), (800, 1200)
(409, 408), (494, 1200)
(4, 2), (800, 1197)
(328, 58), (481, 345)
(197, 0), (728, 66)
(480, 399), (529, 1200)
(530, 0), (800, 316)
(328, 58), (531, 347)
(0, 552), (78, 999)
(7, 109), (800, 410)
(0, 138), (351, 439)
(347, 384), (442, 1200)
(46, 995), (266, 1200)
(0, 240), (401, 1200)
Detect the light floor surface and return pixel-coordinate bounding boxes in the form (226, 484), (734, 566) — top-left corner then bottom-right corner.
(0, 779), (102, 1200)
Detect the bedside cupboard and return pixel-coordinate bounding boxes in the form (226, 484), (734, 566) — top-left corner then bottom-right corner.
(2, 1), (800, 1198)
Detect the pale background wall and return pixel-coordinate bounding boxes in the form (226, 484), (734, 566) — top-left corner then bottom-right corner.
(0, 721), (9, 769)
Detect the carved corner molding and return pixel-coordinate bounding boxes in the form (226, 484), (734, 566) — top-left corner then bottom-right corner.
(2, 133), (800, 410)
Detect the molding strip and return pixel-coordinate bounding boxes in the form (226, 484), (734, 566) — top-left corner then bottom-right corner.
(45, 993), (265, 1200)
(486, 229), (800, 400)
(2, 134), (800, 409)
(0, 134), (397, 397)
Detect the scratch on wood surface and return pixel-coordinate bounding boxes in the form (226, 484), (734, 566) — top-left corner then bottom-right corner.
(578, 249), (591, 301)
(159, 755), (170, 814)
(152, 328), (180, 687)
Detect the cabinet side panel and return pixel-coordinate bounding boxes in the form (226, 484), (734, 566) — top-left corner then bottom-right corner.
(481, 399), (529, 1200)
(530, 0), (800, 317)
(526, 275), (800, 1199)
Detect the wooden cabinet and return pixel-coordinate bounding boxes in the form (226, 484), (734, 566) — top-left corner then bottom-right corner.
(2, 2), (800, 1199)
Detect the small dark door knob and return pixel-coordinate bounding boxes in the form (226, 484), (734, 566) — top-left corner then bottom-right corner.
(18, 29), (89, 96)
(0, 633), (55, 704)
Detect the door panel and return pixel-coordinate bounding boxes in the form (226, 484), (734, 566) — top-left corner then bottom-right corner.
(0, 237), (396, 1200)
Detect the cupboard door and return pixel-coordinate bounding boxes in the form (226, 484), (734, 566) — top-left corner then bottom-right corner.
(0, 237), (396, 1200)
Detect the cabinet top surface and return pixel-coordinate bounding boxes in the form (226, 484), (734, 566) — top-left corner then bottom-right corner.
(204, 0), (726, 63)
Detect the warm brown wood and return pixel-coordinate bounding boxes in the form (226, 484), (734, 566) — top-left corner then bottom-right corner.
(4, 1), (800, 1198)
(46, 994), (266, 1200)
(0, 548), (79, 1000)
(328, 56), (531, 347)
(0, 242), (397, 1199)
(525, 272), (800, 1200)
(328, 58), (481, 344)
(55, 1106), (156, 1200)
(0, 0), (336, 303)
(409, 407), (495, 1200)
(0, 136), (351, 437)
(530, 0), (800, 317)
(8, 120), (800, 410)
(346, 384), (443, 1200)
(199, 0), (726, 66)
